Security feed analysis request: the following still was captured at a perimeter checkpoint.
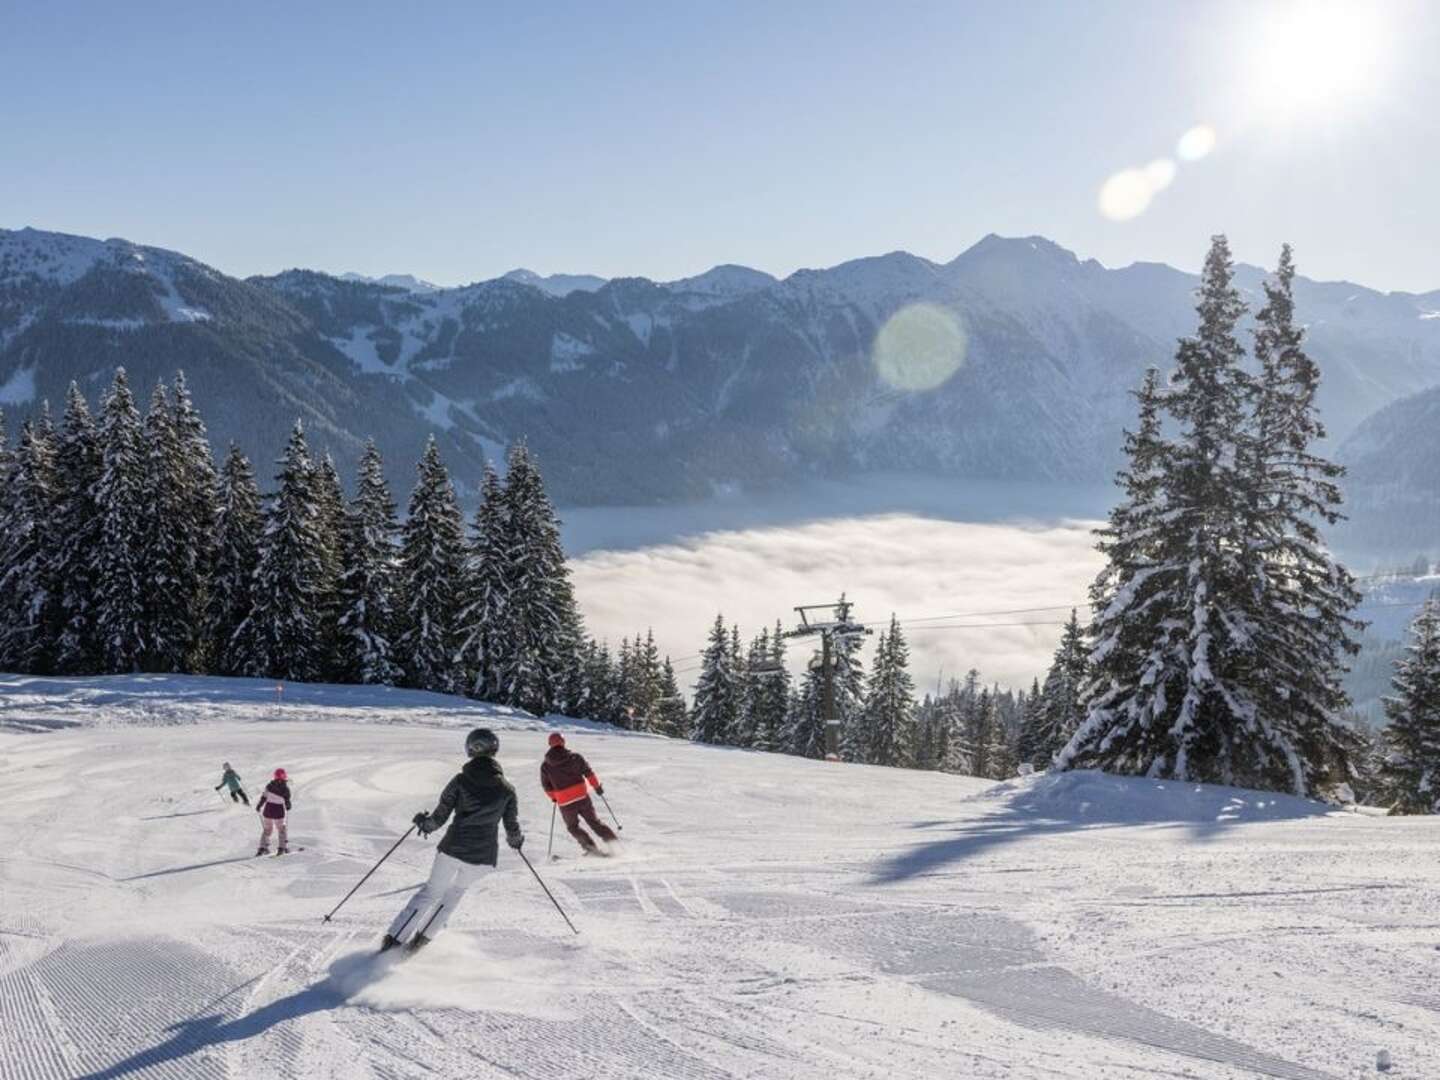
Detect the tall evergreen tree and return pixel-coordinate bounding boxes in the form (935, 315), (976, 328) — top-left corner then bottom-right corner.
(52, 384), (104, 673)
(493, 444), (583, 715)
(1378, 597), (1440, 814)
(1025, 611), (1088, 768)
(140, 382), (194, 672)
(692, 614), (740, 744)
(313, 452), (347, 677)
(632, 629), (663, 731)
(396, 436), (466, 693)
(336, 440), (401, 684)
(171, 372), (218, 669)
(860, 616), (918, 767)
(734, 628), (769, 749)
(749, 622), (790, 753)
(0, 418), (59, 672)
(92, 371), (149, 673)
(654, 657), (690, 738)
(457, 464), (509, 701)
(210, 444), (262, 675)
(232, 421), (328, 681)
(1244, 244), (1361, 787)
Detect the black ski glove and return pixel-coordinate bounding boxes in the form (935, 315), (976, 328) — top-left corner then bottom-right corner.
(412, 811), (432, 835)
(594, 784), (604, 796)
(507, 831), (524, 851)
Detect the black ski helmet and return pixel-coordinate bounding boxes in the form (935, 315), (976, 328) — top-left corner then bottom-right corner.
(465, 727), (499, 757)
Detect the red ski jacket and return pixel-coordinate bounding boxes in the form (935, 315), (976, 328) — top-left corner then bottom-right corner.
(541, 746), (601, 806)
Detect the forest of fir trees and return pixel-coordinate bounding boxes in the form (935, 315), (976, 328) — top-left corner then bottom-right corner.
(0, 367), (671, 721)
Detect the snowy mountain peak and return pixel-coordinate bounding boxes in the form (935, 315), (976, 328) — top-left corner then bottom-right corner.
(662, 264), (778, 297)
(501, 268), (608, 296)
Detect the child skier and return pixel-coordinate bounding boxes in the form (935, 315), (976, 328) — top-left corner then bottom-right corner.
(255, 768), (293, 855)
(541, 733), (618, 855)
(382, 727), (523, 953)
(215, 762), (249, 805)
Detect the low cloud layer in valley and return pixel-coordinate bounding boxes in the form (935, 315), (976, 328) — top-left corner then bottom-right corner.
(571, 514), (1105, 696)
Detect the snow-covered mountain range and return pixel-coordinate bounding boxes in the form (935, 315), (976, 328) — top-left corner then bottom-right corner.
(2, 225), (1438, 544)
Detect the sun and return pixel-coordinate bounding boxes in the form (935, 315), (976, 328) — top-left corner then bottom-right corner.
(1249, 1), (1390, 119)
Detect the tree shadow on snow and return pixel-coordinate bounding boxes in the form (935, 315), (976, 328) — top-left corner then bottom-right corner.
(870, 769), (1335, 885)
(73, 952), (382, 1080)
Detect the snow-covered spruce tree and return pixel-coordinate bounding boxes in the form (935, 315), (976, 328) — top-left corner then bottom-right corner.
(492, 443), (583, 715)
(729, 624), (754, 746)
(311, 452), (347, 679)
(1023, 610), (1088, 769)
(457, 463), (509, 702)
(170, 372), (218, 670)
(92, 371), (150, 673)
(984, 687), (1018, 779)
(631, 629), (663, 731)
(1016, 676), (1044, 767)
(1061, 237), (1295, 791)
(940, 672), (980, 774)
(139, 382), (195, 672)
(1244, 244), (1361, 786)
(210, 444), (262, 675)
(733, 628), (769, 748)
(52, 383), (104, 673)
(692, 614), (741, 744)
(860, 616), (918, 767)
(749, 622), (790, 753)
(335, 440), (401, 685)
(396, 436), (466, 694)
(0, 417), (60, 672)
(832, 628), (867, 760)
(783, 668), (825, 759)
(655, 656), (691, 738)
(1378, 597), (1440, 814)
(232, 421), (328, 681)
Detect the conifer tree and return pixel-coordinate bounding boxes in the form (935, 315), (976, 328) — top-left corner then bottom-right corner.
(692, 614), (740, 743)
(0, 418), (59, 672)
(493, 443), (583, 715)
(655, 657), (690, 738)
(313, 452), (348, 677)
(336, 440), (401, 684)
(1016, 676), (1044, 767)
(784, 667), (826, 759)
(1025, 611), (1088, 768)
(396, 436), (466, 693)
(631, 629), (663, 731)
(171, 372), (218, 669)
(210, 444), (262, 675)
(457, 464), (509, 701)
(734, 628), (769, 749)
(985, 686), (1018, 779)
(749, 622), (790, 753)
(1378, 597), (1440, 814)
(860, 616), (918, 767)
(232, 421), (328, 681)
(53, 384), (104, 673)
(140, 382), (194, 672)
(729, 624), (753, 746)
(1245, 244), (1361, 786)
(92, 371), (149, 673)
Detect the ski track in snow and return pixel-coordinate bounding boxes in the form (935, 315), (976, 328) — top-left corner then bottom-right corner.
(2, 677), (1439, 1078)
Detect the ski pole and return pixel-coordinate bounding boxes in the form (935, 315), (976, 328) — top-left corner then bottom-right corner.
(516, 847), (578, 935)
(597, 791), (624, 832)
(547, 802), (557, 859)
(321, 824), (416, 923)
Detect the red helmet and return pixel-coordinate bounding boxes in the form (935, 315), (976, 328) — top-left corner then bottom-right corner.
(273, 768), (287, 781)
(548, 733), (565, 748)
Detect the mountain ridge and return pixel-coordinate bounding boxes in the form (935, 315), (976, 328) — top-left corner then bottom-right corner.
(3, 224), (1439, 535)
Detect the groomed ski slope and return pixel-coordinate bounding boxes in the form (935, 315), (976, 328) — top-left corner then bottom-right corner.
(1, 676), (1437, 1080)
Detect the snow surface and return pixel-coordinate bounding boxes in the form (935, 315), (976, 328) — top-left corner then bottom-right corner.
(2, 675), (1438, 1079)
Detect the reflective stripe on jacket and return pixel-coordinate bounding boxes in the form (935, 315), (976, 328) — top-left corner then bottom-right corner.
(541, 747), (600, 806)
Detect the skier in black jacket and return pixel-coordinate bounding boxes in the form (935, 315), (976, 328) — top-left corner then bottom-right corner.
(382, 727), (524, 953)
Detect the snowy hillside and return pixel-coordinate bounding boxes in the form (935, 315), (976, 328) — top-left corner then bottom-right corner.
(3, 675), (1438, 1079)
(4, 225), (1440, 515)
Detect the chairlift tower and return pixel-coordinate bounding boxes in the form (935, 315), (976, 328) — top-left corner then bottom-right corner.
(782, 594), (872, 761)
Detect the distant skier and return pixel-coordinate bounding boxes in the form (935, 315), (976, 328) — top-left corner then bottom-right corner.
(215, 762), (249, 805)
(381, 727), (523, 953)
(255, 768), (292, 855)
(541, 733), (618, 855)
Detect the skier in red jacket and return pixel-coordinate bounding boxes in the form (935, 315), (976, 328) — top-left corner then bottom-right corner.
(540, 734), (617, 855)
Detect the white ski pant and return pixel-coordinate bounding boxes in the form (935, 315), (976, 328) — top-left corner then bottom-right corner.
(386, 850), (490, 943)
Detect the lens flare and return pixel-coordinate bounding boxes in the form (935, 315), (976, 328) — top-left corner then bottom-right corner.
(1098, 168), (1154, 222)
(873, 304), (968, 392)
(1176, 124), (1217, 162)
(1143, 158), (1177, 192)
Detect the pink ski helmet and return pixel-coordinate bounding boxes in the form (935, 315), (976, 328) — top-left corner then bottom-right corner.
(273, 768), (287, 781)
(548, 733), (565, 748)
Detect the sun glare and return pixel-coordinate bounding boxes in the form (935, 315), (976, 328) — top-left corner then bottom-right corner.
(1249, 1), (1389, 118)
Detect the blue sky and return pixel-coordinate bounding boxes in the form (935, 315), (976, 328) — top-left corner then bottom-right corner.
(3, 0), (1434, 290)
